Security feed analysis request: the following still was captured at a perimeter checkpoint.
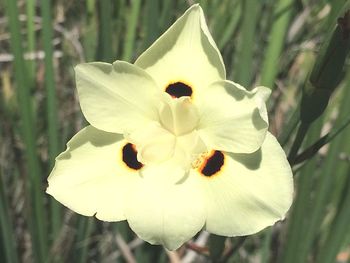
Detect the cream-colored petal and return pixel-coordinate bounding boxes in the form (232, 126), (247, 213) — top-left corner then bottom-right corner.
(127, 94), (203, 168)
(127, 121), (176, 165)
(253, 86), (271, 123)
(47, 126), (138, 221)
(197, 80), (270, 153)
(193, 132), (293, 236)
(124, 164), (206, 250)
(158, 95), (199, 136)
(135, 4), (225, 96)
(177, 130), (208, 168)
(76, 61), (159, 134)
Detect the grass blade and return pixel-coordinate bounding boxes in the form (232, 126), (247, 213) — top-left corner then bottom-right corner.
(287, 122), (309, 163)
(317, 165), (350, 263)
(260, 0), (295, 88)
(234, 0), (261, 87)
(3, 0), (48, 261)
(142, 0), (160, 50)
(122, 0), (141, 61)
(97, 0), (113, 62)
(25, 0), (36, 80)
(294, 114), (350, 164)
(281, 117), (324, 263)
(284, 72), (350, 263)
(0, 172), (19, 263)
(159, 0), (175, 31)
(217, 1), (241, 50)
(278, 103), (300, 146)
(41, 0), (61, 240)
(75, 217), (95, 263)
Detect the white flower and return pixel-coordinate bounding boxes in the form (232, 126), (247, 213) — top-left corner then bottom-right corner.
(47, 4), (293, 250)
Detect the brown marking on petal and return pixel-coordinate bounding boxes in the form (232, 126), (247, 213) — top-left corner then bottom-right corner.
(165, 81), (193, 98)
(122, 143), (143, 170)
(199, 150), (225, 177)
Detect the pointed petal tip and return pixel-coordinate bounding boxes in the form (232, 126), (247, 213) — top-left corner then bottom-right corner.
(182, 3), (201, 22)
(188, 3), (201, 10)
(186, 3), (206, 23)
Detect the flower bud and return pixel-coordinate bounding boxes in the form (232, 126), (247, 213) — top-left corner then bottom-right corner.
(301, 10), (350, 124)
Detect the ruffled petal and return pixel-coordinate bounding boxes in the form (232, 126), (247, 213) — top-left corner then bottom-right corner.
(47, 126), (138, 221)
(75, 61), (159, 133)
(193, 132), (293, 236)
(135, 4), (225, 96)
(124, 164), (206, 250)
(197, 80), (270, 153)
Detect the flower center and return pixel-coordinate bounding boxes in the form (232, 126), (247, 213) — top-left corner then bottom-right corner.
(158, 96), (199, 136)
(127, 94), (206, 169)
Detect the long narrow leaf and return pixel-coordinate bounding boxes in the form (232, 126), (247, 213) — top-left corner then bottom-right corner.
(260, 0), (295, 88)
(41, 0), (61, 240)
(3, 0), (48, 262)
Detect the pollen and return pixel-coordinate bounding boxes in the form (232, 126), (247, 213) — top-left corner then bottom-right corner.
(197, 150), (225, 177)
(165, 81), (193, 98)
(122, 143), (143, 170)
(191, 151), (209, 169)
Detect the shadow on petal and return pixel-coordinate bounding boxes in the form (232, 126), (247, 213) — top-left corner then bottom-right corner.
(135, 17), (180, 69)
(58, 126), (123, 161)
(252, 108), (268, 130)
(228, 149), (262, 170)
(221, 81), (246, 101)
(200, 30), (225, 79)
(175, 170), (190, 185)
(250, 193), (285, 219)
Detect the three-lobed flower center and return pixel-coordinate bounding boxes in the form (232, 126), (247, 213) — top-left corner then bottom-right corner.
(158, 96), (199, 136)
(122, 82), (225, 177)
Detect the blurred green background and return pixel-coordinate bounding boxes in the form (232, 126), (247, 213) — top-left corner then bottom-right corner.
(1, 0), (350, 262)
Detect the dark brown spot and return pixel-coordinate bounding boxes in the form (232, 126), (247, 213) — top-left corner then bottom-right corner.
(165, 82), (193, 98)
(122, 143), (143, 170)
(200, 151), (225, 177)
